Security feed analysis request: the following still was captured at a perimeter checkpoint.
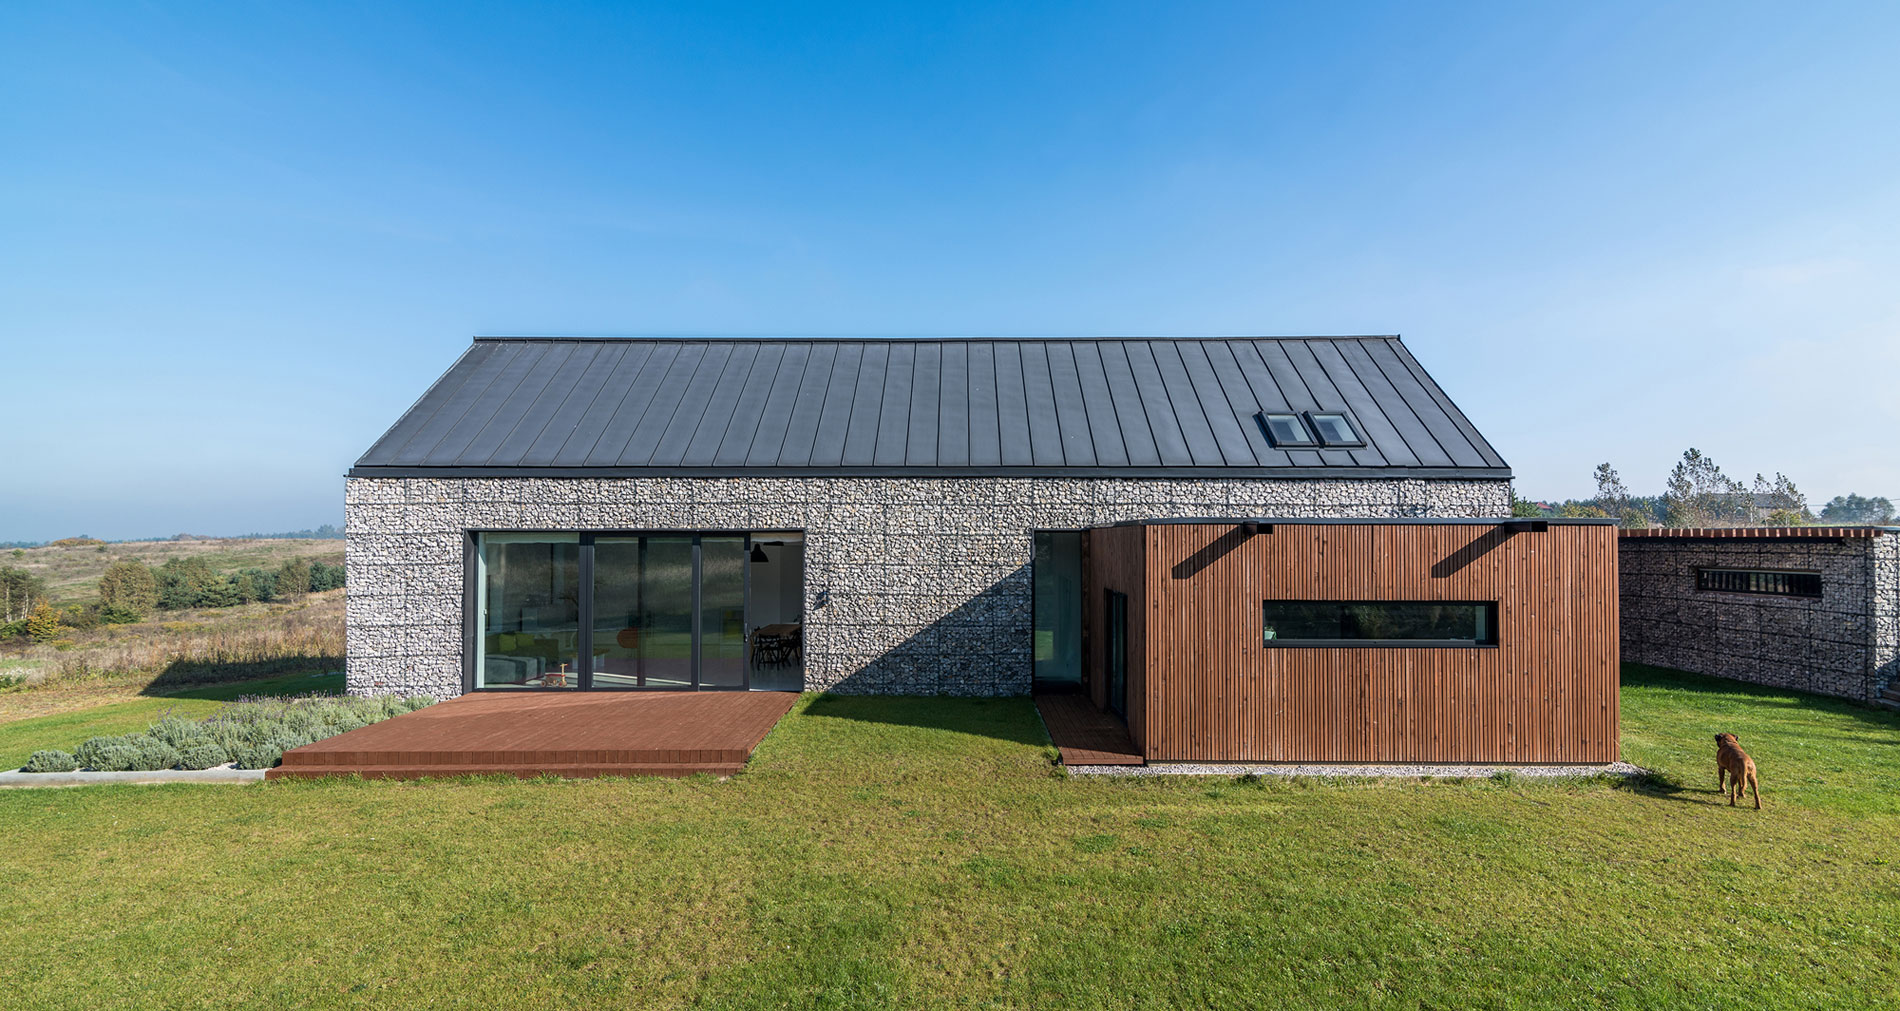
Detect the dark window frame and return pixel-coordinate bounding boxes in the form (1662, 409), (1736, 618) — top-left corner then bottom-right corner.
(465, 527), (804, 693)
(1261, 599), (1500, 648)
(1304, 411), (1366, 447)
(1695, 568), (1822, 598)
(1257, 412), (1316, 447)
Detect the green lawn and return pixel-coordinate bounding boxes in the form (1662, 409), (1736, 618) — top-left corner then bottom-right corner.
(1, 666), (1896, 1009)
(0, 671), (343, 769)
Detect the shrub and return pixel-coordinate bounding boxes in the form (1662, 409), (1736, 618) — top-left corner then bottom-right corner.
(87, 744), (144, 772)
(127, 741), (183, 771)
(74, 734), (145, 768)
(25, 601), (63, 643)
(98, 560), (158, 619)
(231, 742), (284, 770)
(22, 750), (79, 773)
(148, 716), (209, 750)
(176, 743), (230, 770)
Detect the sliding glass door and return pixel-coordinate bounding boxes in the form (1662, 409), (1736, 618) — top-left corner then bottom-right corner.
(474, 531), (765, 691)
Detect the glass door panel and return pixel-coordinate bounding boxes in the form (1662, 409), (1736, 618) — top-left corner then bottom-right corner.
(474, 534), (581, 688)
(698, 536), (748, 689)
(590, 536), (694, 689)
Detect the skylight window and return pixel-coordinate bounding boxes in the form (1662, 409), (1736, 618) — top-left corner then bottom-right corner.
(1257, 413), (1314, 447)
(1306, 412), (1363, 447)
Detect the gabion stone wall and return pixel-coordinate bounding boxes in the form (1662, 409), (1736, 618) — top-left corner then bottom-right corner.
(345, 476), (1511, 699)
(1620, 535), (1900, 703)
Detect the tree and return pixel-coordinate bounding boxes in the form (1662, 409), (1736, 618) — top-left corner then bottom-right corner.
(1663, 448), (1749, 527)
(97, 560), (158, 621)
(0, 566), (49, 623)
(276, 558), (312, 601)
(25, 600), (63, 643)
(1819, 494), (1895, 525)
(156, 556), (218, 610)
(1752, 472), (1808, 525)
(1510, 493), (1544, 517)
(1592, 462), (1651, 528)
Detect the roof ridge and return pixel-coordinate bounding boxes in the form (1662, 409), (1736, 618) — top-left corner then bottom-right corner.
(470, 335), (1406, 343)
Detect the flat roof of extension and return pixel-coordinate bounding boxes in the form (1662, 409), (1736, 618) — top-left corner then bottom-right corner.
(352, 336), (1511, 479)
(1621, 526), (1896, 540)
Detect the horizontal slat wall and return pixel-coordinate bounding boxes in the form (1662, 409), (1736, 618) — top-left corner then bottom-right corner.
(1084, 526), (1148, 753)
(1136, 523), (1618, 763)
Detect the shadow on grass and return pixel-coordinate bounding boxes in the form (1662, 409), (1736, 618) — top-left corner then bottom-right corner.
(150, 671), (345, 702)
(1623, 662), (1900, 734)
(801, 694), (1051, 748)
(138, 654), (344, 695)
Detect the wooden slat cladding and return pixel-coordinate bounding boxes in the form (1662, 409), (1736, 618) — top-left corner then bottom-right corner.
(1102, 522), (1617, 764)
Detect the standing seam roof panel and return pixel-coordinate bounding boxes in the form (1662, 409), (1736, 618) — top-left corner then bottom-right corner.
(1095, 341), (1160, 467)
(458, 342), (577, 466)
(1068, 342), (1129, 467)
(1301, 340), (1405, 467)
(808, 343), (863, 467)
(1176, 340), (1264, 466)
(967, 343), (1003, 467)
(1384, 339), (1508, 469)
(1146, 341), (1225, 466)
(586, 343), (699, 466)
(993, 343), (1033, 466)
(906, 343), (942, 467)
(383, 343), (517, 466)
(487, 343), (604, 466)
(1330, 340), (1454, 467)
(1245, 341), (1332, 468)
(1279, 340), (1367, 467)
(683, 342), (770, 465)
(714, 342), (789, 466)
(771, 343), (837, 466)
(1119, 341), (1195, 466)
(935, 343), (969, 466)
(358, 344), (482, 465)
(352, 337), (1510, 476)
(546, 343), (656, 465)
(872, 342), (915, 466)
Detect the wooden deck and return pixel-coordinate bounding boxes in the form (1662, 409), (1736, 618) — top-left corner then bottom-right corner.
(268, 691), (798, 781)
(1034, 694), (1143, 766)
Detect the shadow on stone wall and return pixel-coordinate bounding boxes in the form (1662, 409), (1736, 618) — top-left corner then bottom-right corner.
(822, 563), (1034, 702)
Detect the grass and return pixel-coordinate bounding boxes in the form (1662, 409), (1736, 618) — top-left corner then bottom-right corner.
(0, 671), (344, 769)
(1, 589), (343, 693)
(0, 665), (1896, 1009)
(5, 537), (343, 604)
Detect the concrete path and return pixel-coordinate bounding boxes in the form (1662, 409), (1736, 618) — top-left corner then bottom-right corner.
(0, 764), (267, 788)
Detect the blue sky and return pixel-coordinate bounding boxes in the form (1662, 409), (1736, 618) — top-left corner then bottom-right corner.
(4, 1), (1895, 540)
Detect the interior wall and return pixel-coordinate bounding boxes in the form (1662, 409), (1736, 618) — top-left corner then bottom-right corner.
(748, 540), (804, 627)
(1085, 526), (1148, 752)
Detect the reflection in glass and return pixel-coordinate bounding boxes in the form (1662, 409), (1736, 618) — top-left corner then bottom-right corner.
(1033, 531), (1082, 688)
(1261, 601), (1498, 646)
(475, 534), (581, 688)
(593, 536), (694, 688)
(699, 537), (747, 688)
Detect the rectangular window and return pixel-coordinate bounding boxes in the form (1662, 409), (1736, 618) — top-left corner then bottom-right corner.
(1258, 412), (1314, 447)
(1033, 531), (1083, 688)
(1262, 601), (1498, 647)
(1696, 569), (1821, 598)
(1306, 412), (1364, 447)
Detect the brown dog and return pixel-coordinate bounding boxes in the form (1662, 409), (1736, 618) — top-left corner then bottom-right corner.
(1714, 733), (1762, 809)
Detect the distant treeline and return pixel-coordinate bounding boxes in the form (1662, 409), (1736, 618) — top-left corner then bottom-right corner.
(150, 557), (346, 612)
(1, 523), (344, 549)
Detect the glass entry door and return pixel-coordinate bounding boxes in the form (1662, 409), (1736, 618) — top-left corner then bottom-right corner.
(475, 531), (758, 691)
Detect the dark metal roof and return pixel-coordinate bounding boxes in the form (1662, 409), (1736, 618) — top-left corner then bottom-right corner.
(351, 337), (1510, 478)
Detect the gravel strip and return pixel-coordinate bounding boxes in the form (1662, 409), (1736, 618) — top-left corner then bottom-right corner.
(1067, 761), (1648, 778)
(0, 764), (267, 788)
